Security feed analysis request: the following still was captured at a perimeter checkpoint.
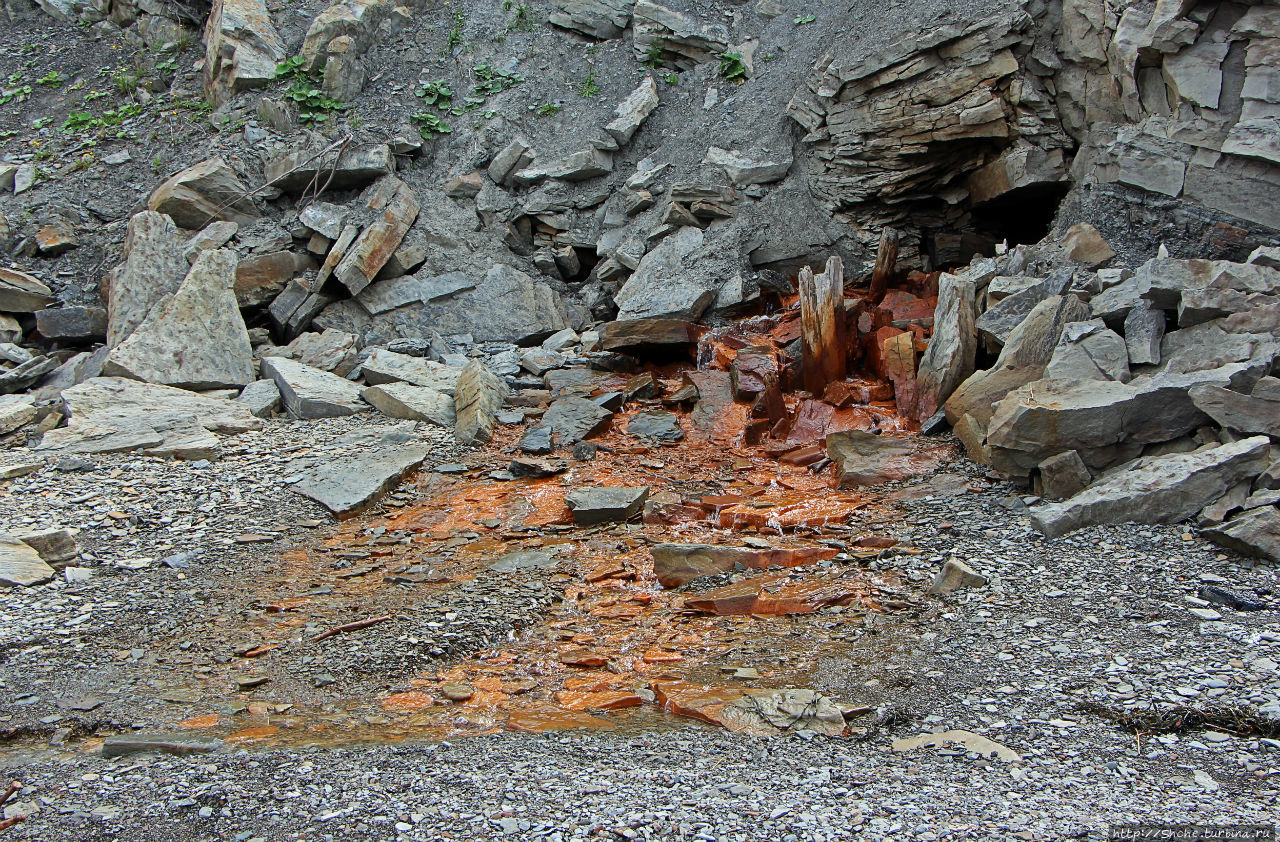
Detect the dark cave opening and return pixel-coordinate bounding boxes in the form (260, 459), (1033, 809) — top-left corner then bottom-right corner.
(969, 182), (1072, 249)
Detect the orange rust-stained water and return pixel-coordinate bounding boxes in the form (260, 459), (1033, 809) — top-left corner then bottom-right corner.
(129, 274), (964, 749)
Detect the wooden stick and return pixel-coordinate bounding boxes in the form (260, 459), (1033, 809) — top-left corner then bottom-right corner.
(799, 255), (847, 394)
(867, 227), (900, 306)
(0, 782), (23, 833)
(312, 614), (393, 642)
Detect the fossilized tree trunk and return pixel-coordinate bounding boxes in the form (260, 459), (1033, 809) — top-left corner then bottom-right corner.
(799, 256), (847, 394)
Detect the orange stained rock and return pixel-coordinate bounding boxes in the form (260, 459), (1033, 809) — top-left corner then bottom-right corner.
(381, 691), (436, 712)
(563, 673), (624, 691)
(505, 705), (615, 733)
(463, 690), (509, 710)
(225, 726), (279, 742)
(263, 597), (310, 613)
(555, 690), (645, 711)
(716, 492), (863, 530)
(651, 681), (745, 725)
(559, 648), (609, 668)
(177, 714), (219, 730)
(642, 649), (683, 664)
(683, 575), (873, 616)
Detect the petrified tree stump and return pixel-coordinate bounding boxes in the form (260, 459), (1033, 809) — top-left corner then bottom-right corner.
(867, 227), (900, 307)
(799, 256), (847, 394)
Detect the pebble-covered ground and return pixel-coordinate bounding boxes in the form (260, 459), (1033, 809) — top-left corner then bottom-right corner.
(2, 421), (1278, 840)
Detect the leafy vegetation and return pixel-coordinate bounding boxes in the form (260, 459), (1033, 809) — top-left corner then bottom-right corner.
(578, 69), (600, 98)
(473, 63), (523, 97)
(416, 80), (453, 109)
(37, 70), (64, 87)
(446, 11), (467, 50)
(718, 51), (747, 84)
(410, 111), (451, 139)
(507, 2), (536, 31)
(534, 102), (561, 117)
(276, 56), (347, 123)
(0, 73), (33, 107)
(642, 44), (665, 69)
(794, 13), (816, 24)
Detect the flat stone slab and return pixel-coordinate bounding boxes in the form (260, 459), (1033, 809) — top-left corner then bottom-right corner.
(543, 396), (614, 444)
(826, 430), (941, 487)
(101, 733), (223, 758)
(1030, 437), (1272, 538)
(651, 543), (839, 588)
(362, 382), (456, 426)
(0, 535), (55, 587)
(626, 410), (685, 442)
(566, 486), (649, 525)
(489, 550), (560, 572)
(360, 349), (462, 394)
(289, 443), (429, 519)
(261, 356), (366, 419)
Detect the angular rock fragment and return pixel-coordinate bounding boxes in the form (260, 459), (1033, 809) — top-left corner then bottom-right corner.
(234, 251), (317, 308)
(914, 272), (976, 421)
(1123, 301), (1165, 367)
(542, 396), (613, 444)
(614, 227), (717, 321)
(454, 359), (509, 446)
(34, 306), (107, 343)
(360, 349), (461, 394)
(236, 379), (281, 417)
(651, 543), (839, 588)
(566, 486), (649, 525)
(101, 734), (222, 758)
(0, 268), (52, 312)
(0, 396), (37, 435)
(549, 0), (632, 39)
(260, 356), (367, 418)
(0, 536), (57, 587)
(1030, 437), (1271, 538)
(1202, 507), (1280, 563)
(632, 0), (729, 66)
(1043, 320), (1130, 383)
(148, 158), (259, 229)
(105, 212), (188, 347)
(927, 559), (987, 594)
(204, 0), (287, 105)
(604, 76), (660, 145)
(104, 250), (255, 390)
(362, 382), (455, 426)
(703, 146), (792, 186)
(1037, 450), (1091, 501)
(626, 410), (684, 442)
(826, 431), (940, 487)
(266, 143), (394, 193)
(600, 319), (701, 353)
(1188, 384), (1280, 437)
(289, 443), (428, 519)
(11, 527), (78, 566)
(332, 177), (421, 296)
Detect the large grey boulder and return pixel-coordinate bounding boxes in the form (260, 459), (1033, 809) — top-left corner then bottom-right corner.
(318, 264), (569, 345)
(0, 267), (52, 312)
(236, 379), (281, 417)
(1030, 437), (1272, 538)
(975, 275), (1069, 348)
(1043, 320), (1131, 383)
(1092, 258), (1280, 323)
(204, 0), (287, 105)
(360, 349), (461, 394)
(1202, 506), (1280, 563)
(826, 431), (924, 487)
(604, 76), (660, 145)
(632, 0), (728, 66)
(1188, 383), (1280, 437)
(914, 271), (976, 421)
(362, 382), (455, 426)
(454, 359), (508, 445)
(987, 360), (1271, 477)
(542, 396), (613, 444)
(946, 295), (1091, 426)
(355, 272), (475, 315)
(148, 158), (259, 229)
(614, 227), (717, 321)
(260, 356), (367, 418)
(104, 249), (255, 390)
(105, 212), (188, 347)
(266, 143), (394, 193)
(289, 443), (428, 519)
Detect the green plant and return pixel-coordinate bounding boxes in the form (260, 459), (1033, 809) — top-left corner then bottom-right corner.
(37, 70), (64, 87)
(112, 67), (142, 95)
(275, 56), (308, 81)
(663, 72), (679, 85)
(508, 3), (535, 31)
(642, 43), (665, 69)
(534, 102), (560, 116)
(31, 116), (52, 129)
(472, 63), (522, 96)
(173, 96), (212, 114)
(718, 51), (747, 83)
(83, 89), (107, 102)
(794, 13), (815, 24)
(410, 111), (450, 139)
(284, 80), (347, 122)
(415, 80), (453, 109)
(578, 69), (600, 98)
(446, 11), (466, 50)
(0, 83), (32, 106)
